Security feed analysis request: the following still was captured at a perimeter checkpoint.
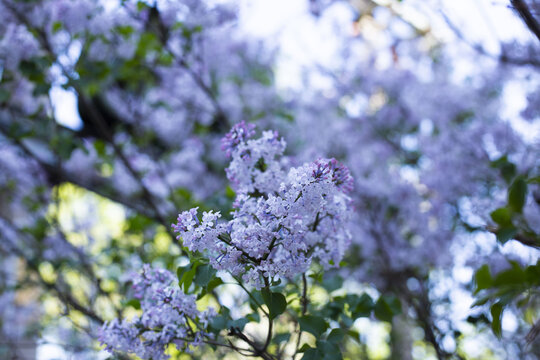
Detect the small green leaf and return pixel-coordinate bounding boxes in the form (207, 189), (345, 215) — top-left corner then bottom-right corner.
(206, 277), (224, 292)
(194, 264), (216, 287)
(225, 185), (235, 199)
(210, 307), (230, 331)
(495, 226), (518, 244)
(180, 268), (196, 292)
(322, 274), (343, 293)
(178, 260), (202, 293)
(94, 139), (107, 158)
(493, 263), (525, 287)
(525, 261), (540, 284)
(273, 333), (291, 344)
(246, 312), (260, 323)
(302, 347), (322, 360)
(474, 265), (492, 294)
(52, 21), (63, 33)
(327, 328), (346, 343)
(374, 295), (402, 322)
(347, 329), (360, 342)
(198, 276), (223, 299)
(116, 25), (134, 38)
(318, 340), (343, 360)
(490, 302), (504, 338)
(0, 88), (10, 103)
(136, 1), (149, 12)
(352, 293), (374, 318)
(466, 314), (490, 324)
(491, 156), (516, 183)
(261, 289), (287, 319)
(301, 342), (342, 360)
(471, 295), (491, 307)
(508, 178), (527, 213)
(299, 315), (328, 338)
(177, 265), (188, 280)
(490, 208), (512, 227)
(125, 299), (141, 309)
(228, 318), (249, 331)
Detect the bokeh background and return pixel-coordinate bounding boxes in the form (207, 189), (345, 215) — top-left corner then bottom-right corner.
(0, 0), (539, 359)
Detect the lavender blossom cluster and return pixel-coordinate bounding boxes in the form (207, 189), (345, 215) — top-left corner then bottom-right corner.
(99, 265), (215, 360)
(173, 123), (354, 288)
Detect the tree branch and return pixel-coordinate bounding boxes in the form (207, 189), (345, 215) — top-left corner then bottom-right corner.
(510, 0), (540, 42)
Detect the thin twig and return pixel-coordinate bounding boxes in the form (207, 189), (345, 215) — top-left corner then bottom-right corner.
(293, 273), (308, 360)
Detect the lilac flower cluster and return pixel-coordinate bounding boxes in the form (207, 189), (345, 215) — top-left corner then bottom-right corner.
(173, 125), (353, 288)
(99, 265), (215, 360)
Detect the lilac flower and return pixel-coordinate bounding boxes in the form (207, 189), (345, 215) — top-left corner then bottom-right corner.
(173, 126), (353, 288)
(221, 121), (256, 158)
(313, 158), (354, 194)
(99, 266), (215, 359)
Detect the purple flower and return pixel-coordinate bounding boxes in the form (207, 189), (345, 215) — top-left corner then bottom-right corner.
(220, 121), (256, 158)
(100, 266), (215, 359)
(174, 127), (354, 288)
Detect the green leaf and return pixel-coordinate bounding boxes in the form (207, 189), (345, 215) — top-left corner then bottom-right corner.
(299, 315), (328, 338)
(302, 347), (323, 360)
(177, 265), (188, 280)
(210, 307), (230, 331)
(301, 341), (343, 360)
(246, 312), (260, 323)
(322, 274), (343, 293)
(248, 290), (265, 312)
(94, 139), (107, 158)
(347, 329), (360, 342)
(352, 293), (374, 318)
(525, 261), (540, 284)
(198, 276), (223, 299)
(318, 340), (343, 360)
(474, 265), (492, 294)
(273, 333), (291, 344)
(471, 295), (491, 307)
(261, 289), (287, 319)
(125, 299), (141, 309)
(496, 226), (518, 244)
(508, 178), (527, 213)
(116, 25), (134, 38)
(490, 208), (512, 227)
(374, 295), (402, 322)
(491, 155), (516, 183)
(126, 214), (153, 233)
(52, 21), (63, 34)
(180, 268), (196, 292)
(228, 318), (249, 331)
(178, 259), (202, 293)
(0, 88), (10, 103)
(327, 328), (346, 343)
(225, 185), (235, 199)
(493, 263), (525, 287)
(490, 302), (504, 338)
(136, 1), (148, 11)
(194, 264), (217, 287)
(466, 314), (490, 325)
(206, 277), (224, 292)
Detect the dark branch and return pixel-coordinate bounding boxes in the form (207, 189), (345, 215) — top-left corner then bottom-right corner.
(511, 0), (540, 42)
